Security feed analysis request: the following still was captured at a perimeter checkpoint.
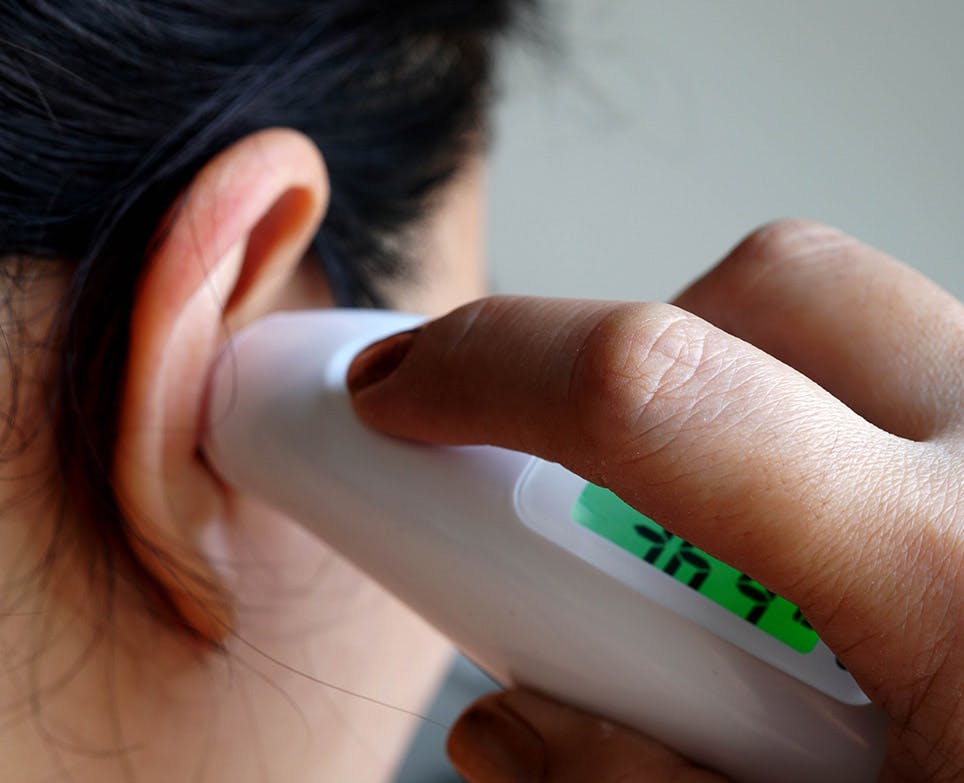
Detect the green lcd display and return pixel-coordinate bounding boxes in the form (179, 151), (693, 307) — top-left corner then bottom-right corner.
(572, 483), (819, 654)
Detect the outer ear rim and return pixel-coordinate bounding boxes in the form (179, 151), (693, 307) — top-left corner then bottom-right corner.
(113, 128), (330, 642)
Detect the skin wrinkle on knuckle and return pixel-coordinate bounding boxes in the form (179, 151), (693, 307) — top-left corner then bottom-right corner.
(615, 373), (759, 497)
(568, 305), (723, 465)
(665, 355), (772, 442)
(627, 339), (728, 433)
(566, 303), (657, 450)
(620, 354), (781, 500)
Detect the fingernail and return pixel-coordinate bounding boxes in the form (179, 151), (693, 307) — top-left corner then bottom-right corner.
(346, 328), (418, 395)
(447, 694), (547, 783)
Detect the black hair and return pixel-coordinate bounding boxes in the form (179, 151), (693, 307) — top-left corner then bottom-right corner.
(0, 0), (533, 633)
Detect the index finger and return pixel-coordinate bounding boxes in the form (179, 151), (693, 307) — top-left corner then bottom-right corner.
(347, 296), (899, 622)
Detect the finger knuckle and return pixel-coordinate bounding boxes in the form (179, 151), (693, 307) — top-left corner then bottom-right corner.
(568, 303), (714, 456)
(720, 218), (857, 283)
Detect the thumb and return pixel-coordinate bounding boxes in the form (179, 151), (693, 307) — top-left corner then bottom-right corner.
(446, 690), (728, 783)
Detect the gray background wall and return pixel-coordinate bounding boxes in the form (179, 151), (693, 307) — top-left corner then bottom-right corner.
(399, 3), (962, 780)
(488, 0), (963, 301)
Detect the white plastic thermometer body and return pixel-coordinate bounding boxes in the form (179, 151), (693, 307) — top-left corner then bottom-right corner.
(203, 310), (887, 783)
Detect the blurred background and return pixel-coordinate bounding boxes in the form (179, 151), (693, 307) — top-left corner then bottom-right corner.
(398, 2), (963, 779)
(488, 0), (963, 300)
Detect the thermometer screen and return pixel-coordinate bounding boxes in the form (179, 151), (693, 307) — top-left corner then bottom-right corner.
(572, 483), (819, 654)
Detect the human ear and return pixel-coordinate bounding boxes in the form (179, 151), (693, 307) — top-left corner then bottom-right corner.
(113, 129), (330, 642)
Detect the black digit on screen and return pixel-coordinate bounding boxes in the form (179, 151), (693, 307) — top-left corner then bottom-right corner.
(736, 574), (776, 625)
(663, 541), (713, 591)
(633, 523), (676, 564)
(792, 607), (813, 631)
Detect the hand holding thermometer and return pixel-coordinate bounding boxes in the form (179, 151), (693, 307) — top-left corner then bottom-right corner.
(202, 309), (887, 783)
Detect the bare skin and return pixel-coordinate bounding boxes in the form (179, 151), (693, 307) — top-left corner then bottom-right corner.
(0, 132), (487, 783)
(349, 220), (964, 783)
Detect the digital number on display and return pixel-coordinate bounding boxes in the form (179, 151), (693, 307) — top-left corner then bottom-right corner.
(572, 484), (819, 653)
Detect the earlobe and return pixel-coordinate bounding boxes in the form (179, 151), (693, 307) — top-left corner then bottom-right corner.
(113, 129), (330, 641)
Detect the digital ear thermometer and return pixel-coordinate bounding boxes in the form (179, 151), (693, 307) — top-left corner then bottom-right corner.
(202, 310), (887, 783)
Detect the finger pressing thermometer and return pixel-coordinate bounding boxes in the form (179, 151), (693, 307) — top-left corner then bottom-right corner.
(202, 310), (887, 783)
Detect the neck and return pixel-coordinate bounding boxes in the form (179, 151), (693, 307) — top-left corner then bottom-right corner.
(0, 490), (452, 782)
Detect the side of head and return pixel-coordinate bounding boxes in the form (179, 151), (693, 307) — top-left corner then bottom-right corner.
(0, 1), (533, 641)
